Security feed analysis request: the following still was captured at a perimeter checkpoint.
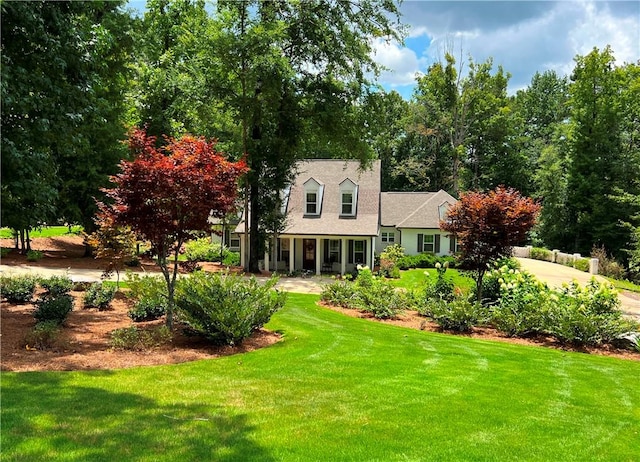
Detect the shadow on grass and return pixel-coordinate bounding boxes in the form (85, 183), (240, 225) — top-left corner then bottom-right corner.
(2, 372), (274, 462)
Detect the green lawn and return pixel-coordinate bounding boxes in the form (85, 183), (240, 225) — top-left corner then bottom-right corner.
(2, 293), (639, 461)
(607, 277), (640, 294)
(391, 268), (475, 293)
(0, 225), (83, 239)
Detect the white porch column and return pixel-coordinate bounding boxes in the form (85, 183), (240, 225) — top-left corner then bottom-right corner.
(341, 237), (347, 275)
(370, 236), (375, 269)
(264, 247), (269, 273)
(315, 237), (321, 275)
(289, 237), (294, 273)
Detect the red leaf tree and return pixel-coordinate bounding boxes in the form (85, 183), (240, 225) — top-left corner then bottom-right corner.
(97, 129), (248, 328)
(440, 186), (541, 301)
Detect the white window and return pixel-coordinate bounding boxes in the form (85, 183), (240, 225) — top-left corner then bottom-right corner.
(329, 239), (340, 262)
(229, 237), (240, 250)
(422, 235), (435, 253)
(280, 238), (290, 261)
(339, 178), (358, 217)
(381, 232), (395, 243)
(354, 240), (365, 264)
(304, 178), (323, 216)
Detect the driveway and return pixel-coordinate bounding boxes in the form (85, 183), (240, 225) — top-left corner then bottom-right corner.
(516, 257), (640, 318)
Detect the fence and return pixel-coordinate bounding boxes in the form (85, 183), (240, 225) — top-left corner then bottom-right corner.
(513, 246), (599, 275)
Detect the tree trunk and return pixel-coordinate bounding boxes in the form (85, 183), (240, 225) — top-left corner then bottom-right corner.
(249, 181), (261, 273)
(25, 229), (31, 252)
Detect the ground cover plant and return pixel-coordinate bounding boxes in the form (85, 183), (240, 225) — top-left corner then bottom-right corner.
(2, 293), (640, 461)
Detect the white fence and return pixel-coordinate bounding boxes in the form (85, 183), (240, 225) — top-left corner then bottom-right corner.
(513, 246), (599, 275)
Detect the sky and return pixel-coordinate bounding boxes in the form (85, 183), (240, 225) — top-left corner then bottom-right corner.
(374, 0), (640, 98)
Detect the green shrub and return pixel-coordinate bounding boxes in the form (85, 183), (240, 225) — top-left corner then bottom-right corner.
(39, 275), (73, 297)
(1, 274), (38, 303)
(23, 321), (62, 350)
(26, 250), (43, 262)
(184, 238), (228, 262)
(222, 251), (240, 266)
(176, 272), (286, 345)
(83, 282), (116, 310)
(424, 263), (455, 302)
(1, 247), (11, 258)
(424, 298), (483, 332)
(573, 258), (590, 272)
(110, 325), (172, 350)
(530, 247), (552, 261)
(354, 278), (404, 319)
(591, 246), (625, 280)
(379, 244), (405, 278)
(126, 273), (167, 322)
(321, 279), (358, 308)
(34, 294), (74, 324)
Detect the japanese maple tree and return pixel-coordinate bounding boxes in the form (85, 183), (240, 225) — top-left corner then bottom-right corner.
(97, 128), (248, 328)
(441, 186), (540, 301)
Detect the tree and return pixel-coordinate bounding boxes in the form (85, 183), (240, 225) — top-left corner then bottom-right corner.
(86, 216), (137, 289)
(441, 186), (540, 300)
(98, 129), (248, 328)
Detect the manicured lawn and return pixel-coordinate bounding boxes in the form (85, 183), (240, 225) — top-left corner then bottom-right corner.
(607, 277), (640, 294)
(2, 293), (639, 461)
(0, 225), (83, 239)
(391, 268), (475, 293)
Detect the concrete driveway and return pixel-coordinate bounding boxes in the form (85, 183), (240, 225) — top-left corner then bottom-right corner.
(516, 257), (640, 318)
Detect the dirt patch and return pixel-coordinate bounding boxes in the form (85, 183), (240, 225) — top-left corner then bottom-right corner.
(318, 301), (640, 362)
(1, 289), (280, 372)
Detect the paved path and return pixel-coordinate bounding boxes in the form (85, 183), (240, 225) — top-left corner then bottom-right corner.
(516, 257), (640, 318)
(0, 264), (326, 294)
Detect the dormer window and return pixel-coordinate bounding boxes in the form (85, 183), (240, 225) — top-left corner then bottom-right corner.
(339, 178), (358, 217)
(304, 178), (323, 216)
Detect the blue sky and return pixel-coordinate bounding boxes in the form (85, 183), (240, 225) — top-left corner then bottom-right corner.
(374, 0), (640, 98)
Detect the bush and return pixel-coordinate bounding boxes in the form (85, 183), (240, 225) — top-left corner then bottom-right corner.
(83, 282), (116, 310)
(379, 244), (405, 278)
(530, 247), (552, 261)
(184, 238), (228, 262)
(23, 321), (62, 350)
(424, 263), (455, 302)
(591, 245), (625, 280)
(424, 298), (484, 332)
(573, 258), (590, 272)
(222, 251), (240, 266)
(26, 250), (43, 262)
(321, 279), (358, 308)
(0, 274), (38, 303)
(40, 275), (73, 297)
(1, 247), (11, 258)
(176, 272), (286, 345)
(126, 273), (167, 322)
(34, 294), (74, 324)
(110, 325), (172, 350)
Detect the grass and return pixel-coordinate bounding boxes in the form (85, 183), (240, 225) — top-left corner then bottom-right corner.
(0, 225), (83, 239)
(390, 268), (475, 293)
(607, 277), (640, 294)
(3, 293), (639, 461)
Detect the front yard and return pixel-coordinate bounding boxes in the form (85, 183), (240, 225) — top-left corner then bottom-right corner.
(3, 293), (640, 461)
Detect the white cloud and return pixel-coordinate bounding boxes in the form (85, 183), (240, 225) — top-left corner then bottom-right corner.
(372, 39), (427, 87)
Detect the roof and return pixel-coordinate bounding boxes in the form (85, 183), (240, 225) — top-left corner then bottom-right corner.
(380, 190), (457, 229)
(281, 159), (381, 236)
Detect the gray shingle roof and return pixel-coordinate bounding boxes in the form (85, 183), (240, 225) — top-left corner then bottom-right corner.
(281, 159), (381, 236)
(380, 190), (457, 229)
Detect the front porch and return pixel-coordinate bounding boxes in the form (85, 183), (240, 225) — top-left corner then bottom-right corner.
(241, 235), (376, 276)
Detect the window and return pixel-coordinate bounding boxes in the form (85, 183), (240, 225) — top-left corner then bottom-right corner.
(341, 192), (353, 215)
(381, 232), (395, 243)
(449, 235), (459, 254)
(306, 192), (318, 214)
(339, 178), (357, 217)
(329, 239), (340, 262)
(422, 235), (435, 253)
(229, 237), (240, 250)
(280, 238), (290, 262)
(304, 178), (323, 216)
(354, 240), (365, 264)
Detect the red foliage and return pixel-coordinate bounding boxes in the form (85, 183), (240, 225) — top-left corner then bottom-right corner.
(99, 129), (248, 258)
(441, 186), (540, 296)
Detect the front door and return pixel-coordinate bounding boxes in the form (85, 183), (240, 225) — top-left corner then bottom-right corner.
(303, 239), (315, 271)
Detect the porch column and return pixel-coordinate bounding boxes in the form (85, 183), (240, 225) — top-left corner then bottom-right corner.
(341, 237), (347, 275)
(289, 237), (294, 273)
(264, 247), (269, 273)
(370, 236), (375, 269)
(315, 237), (321, 275)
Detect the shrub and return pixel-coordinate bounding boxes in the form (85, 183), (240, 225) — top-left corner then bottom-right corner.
(184, 238), (228, 262)
(379, 244), (405, 278)
(1, 247), (11, 258)
(83, 282), (116, 310)
(530, 247), (552, 261)
(591, 245), (625, 280)
(26, 250), (43, 262)
(176, 272), (286, 345)
(222, 251), (240, 266)
(354, 278), (404, 319)
(179, 260), (201, 273)
(573, 258), (590, 272)
(110, 325), (172, 350)
(34, 294), (74, 324)
(1, 274), (38, 303)
(424, 263), (455, 302)
(320, 279), (358, 308)
(23, 321), (62, 350)
(39, 275), (73, 297)
(126, 273), (167, 322)
(424, 298), (483, 332)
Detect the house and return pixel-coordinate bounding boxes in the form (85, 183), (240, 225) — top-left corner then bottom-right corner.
(378, 191), (458, 256)
(236, 159), (458, 275)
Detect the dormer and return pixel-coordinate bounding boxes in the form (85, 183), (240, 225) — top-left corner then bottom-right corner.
(339, 178), (358, 217)
(304, 178), (323, 216)
(438, 201), (451, 221)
